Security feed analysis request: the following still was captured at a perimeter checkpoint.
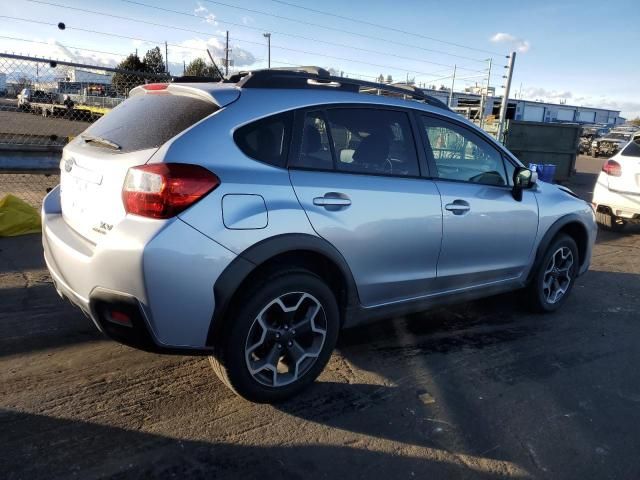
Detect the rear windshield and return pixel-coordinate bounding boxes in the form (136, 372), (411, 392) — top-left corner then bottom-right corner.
(622, 139), (640, 157)
(82, 93), (218, 152)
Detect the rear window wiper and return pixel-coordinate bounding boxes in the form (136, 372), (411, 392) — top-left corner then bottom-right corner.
(81, 134), (121, 150)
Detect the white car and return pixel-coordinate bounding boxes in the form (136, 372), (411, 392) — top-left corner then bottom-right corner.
(592, 133), (640, 231)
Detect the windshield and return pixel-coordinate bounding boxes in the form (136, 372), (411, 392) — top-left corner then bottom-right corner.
(608, 132), (631, 140)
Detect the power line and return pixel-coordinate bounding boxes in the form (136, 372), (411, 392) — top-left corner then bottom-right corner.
(0, 15), (204, 53)
(227, 35), (461, 79)
(202, 0), (498, 65)
(269, 0), (503, 56)
(0, 33), (402, 82)
(0, 34), (128, 59)
(17, 2), (482, 79)
(27, 0), (228, 44)
(122, 0), (487, 71)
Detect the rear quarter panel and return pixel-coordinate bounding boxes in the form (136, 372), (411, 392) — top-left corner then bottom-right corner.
(156, 97), (317, 254)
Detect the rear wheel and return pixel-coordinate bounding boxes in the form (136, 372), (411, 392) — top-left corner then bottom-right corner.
(527, 234), (579, 313)
(209, 270), (339, 403)
(595, 209), (626, 232)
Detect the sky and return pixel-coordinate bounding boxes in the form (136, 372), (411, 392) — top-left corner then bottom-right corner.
(1, 0), (639, 118)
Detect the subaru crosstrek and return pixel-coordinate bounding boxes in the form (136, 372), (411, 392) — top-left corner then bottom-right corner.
(42, 68), (597, 402)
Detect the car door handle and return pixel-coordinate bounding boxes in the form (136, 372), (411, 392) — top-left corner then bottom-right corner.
(445, 200), (471, 215)
(313, 193), (351, 209)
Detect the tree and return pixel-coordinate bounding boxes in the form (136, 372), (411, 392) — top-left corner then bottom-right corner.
(630, 117), (640, 127)
(112, 53), (146, 96)
(143, 47), (166, 74)
(385, 74), (393, 83)
(377, 74), (384, 83)
(184, 58), (220, 79)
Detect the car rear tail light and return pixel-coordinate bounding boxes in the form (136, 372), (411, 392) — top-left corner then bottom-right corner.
(123, 163), (219, 219)
(602, 159), (622, 177)
(142, 83), (168, 91)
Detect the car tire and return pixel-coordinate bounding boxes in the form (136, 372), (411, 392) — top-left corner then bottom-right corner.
(527, 234), (579, 313)
(595, 210), (626, 232)
(209, 269), (340, 403)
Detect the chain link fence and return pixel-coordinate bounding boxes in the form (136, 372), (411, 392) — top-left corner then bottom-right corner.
(0, 53), (168, 209)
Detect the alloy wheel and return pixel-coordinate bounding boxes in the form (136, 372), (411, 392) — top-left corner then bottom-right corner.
(542, 247), (574, 304)
(244, 292), (327, 387)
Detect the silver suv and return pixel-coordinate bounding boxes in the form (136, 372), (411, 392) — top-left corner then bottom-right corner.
(42, 68), (596, 402)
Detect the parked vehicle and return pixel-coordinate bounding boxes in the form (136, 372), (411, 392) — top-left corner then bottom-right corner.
(17, 88), (58, 109)
(590, 131), (632, 157)
(579, 132), (599, 154)
(592, 134), (640, 230)
(42, 68), (597, 402)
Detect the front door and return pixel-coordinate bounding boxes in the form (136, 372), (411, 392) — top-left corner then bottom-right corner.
(418, 114), (539, 291)
(289, 107), (442, 307)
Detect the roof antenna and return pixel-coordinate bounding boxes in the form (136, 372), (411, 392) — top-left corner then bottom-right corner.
(206, 49), (225, 81)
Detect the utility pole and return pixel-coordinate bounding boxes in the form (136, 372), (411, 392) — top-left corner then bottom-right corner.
(165, 41), (169, 74)
(225, 31), (230, 76)
(497, 51), (516, 143)
(448, 64), (457, 108)
(263, 33), (271, 68)
(479, 58), (492, 129)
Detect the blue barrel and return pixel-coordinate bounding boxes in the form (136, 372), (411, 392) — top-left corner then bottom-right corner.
(541, 164), (557, 183)
(528, 163), (556, 183)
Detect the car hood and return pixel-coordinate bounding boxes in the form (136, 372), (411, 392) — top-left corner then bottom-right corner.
(598, 137), (628, 145)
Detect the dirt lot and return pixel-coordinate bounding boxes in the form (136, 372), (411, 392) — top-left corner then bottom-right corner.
(0, 107), (90, 146)
(2, 157), (640, 479)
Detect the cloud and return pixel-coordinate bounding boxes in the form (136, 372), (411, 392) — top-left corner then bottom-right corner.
(171, 37), (257, 68)
(50, 41), (121, 68)
(242, 16), (255, 25)
(521, 87), (640, 118)
(194, 3), (217, 25)
(521, 87), (572, 100)
(490, 32), (530, 53)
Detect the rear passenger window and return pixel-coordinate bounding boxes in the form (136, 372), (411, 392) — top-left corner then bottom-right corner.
(234, 112), (293, 167)
(290, 108), (420, 177)
(291, 111), (333, 170)
(327, 108), (420, 176)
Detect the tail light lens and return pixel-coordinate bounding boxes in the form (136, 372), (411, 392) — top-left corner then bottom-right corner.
(142, 83), (168, 91)
(123, 163), (219, 219)
(602, 159), (622, 177)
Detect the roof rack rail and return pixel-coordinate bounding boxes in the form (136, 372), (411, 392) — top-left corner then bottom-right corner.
(170, 75), (221, 83)
(230, 68), (450, 111)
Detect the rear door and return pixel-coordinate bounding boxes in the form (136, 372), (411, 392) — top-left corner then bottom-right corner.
(418, 114), (538, 290)
(288, 106), (442, 307)
(60, 87), (220, 244)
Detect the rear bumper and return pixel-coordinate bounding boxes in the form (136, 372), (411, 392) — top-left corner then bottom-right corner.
(593, 174), (640, 220)
(42, 185), (238, 352)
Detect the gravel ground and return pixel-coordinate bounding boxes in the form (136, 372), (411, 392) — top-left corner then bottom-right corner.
(1, 157), (639, 479)
(0, 108), (90, 146)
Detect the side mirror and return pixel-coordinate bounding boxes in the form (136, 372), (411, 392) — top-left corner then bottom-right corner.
(512, 167), (536, 201)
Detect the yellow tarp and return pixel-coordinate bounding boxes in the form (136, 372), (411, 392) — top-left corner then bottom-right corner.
(0, 194), (41, 237)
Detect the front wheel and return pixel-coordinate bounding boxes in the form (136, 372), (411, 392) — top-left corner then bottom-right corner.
(209, 270), (339, 403)
(527, 234), (579, 313)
